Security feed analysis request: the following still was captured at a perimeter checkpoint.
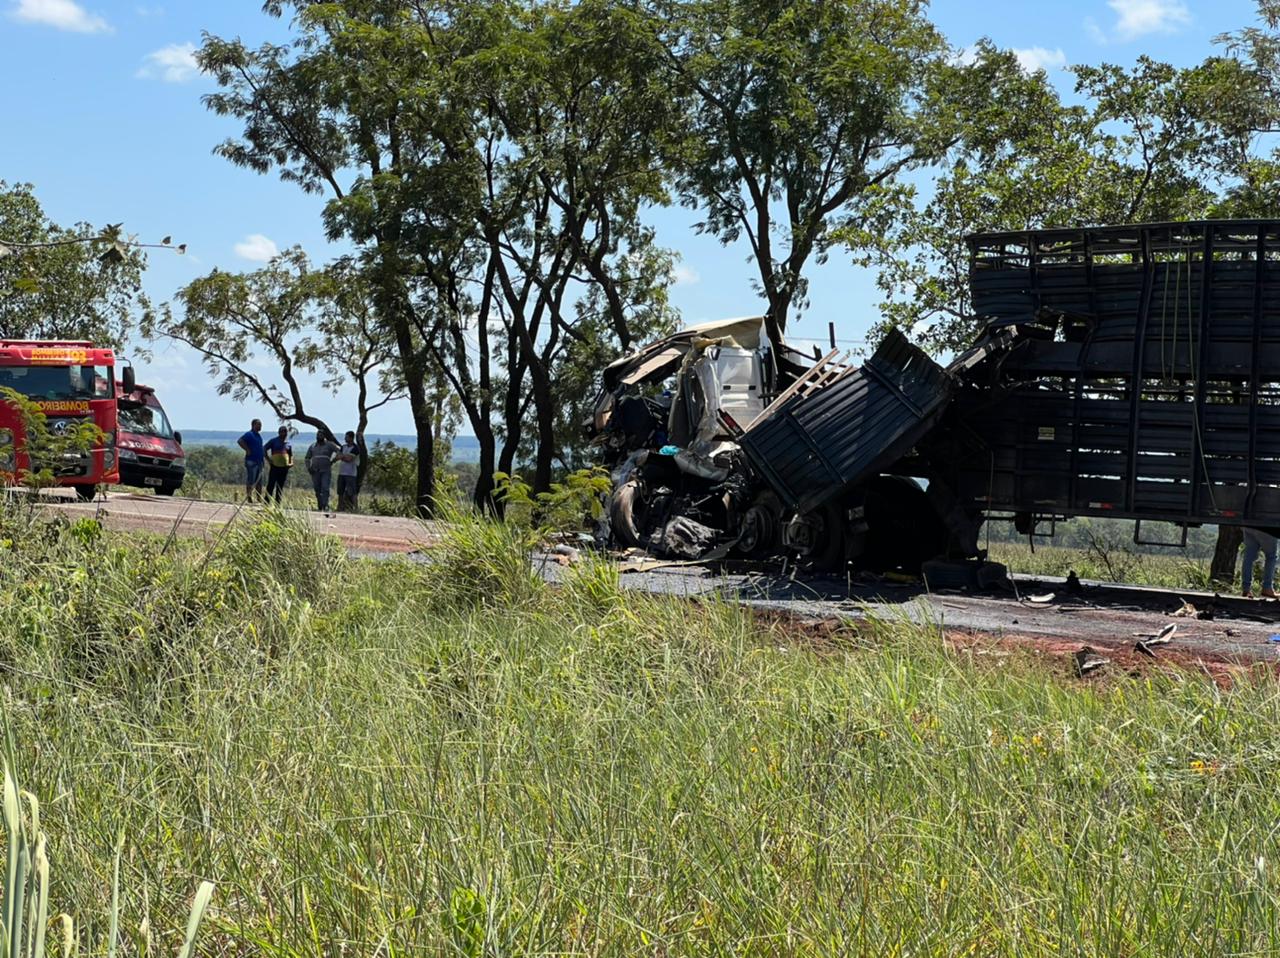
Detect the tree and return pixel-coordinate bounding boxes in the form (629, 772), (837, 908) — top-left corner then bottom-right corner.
(155, 249), (400, 451)
(199, 5), (446, 514)
(645, 0), (1008, 356)
(857, 52), (1238, 352)
(203, 0), (682, 509)
(0, 182), (155, 349)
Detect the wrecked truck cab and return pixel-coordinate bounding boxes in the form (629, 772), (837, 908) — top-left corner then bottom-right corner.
(588, 316), (774, 460)
(591, 317), (784, 560)
(593, 319), (963, 573)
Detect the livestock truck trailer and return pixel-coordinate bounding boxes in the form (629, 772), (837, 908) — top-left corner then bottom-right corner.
(591, 220), (1280, 573)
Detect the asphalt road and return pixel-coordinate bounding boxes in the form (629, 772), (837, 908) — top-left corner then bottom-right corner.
(542, 555), (1280, 668)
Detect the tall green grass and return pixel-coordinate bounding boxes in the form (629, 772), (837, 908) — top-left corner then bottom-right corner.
(990, 539), (1217, 591)
(2, 502), (1280, 955)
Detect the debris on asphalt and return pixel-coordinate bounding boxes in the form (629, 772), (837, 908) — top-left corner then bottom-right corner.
(1027, 592), (1055, 605)
(1134, 624), (1176, 658)
(1172, 599), (1198, 618)
(548, 544), (581, 565)
(1074, 646), (1111, 677)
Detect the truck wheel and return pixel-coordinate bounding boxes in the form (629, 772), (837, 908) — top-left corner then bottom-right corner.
(609, 479), (648, 548)
(785, 502), (846, 572)
(72, 484), (96, 502)
(735, 495), (781, 558)
(156, 485), (178, 497)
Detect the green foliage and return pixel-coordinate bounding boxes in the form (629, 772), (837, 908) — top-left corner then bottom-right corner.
(2, 762), (214, 958)
(648, 0), (1003, 349)
(7, 505), (1280, 953)
(0, 182), (151, 349)
(856, 19), (1280, 353)
(363, 440), (416, 504)
(494, 467), (611, 534)
(0, 387), (103, 491)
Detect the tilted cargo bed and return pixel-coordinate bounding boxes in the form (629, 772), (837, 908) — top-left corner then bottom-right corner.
(738, 329), (953, 514)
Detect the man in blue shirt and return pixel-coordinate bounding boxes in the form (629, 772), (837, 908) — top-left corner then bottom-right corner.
(237, 418), (265, 502)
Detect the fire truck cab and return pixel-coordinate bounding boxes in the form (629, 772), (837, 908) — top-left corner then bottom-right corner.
(0, 340), (122, 499)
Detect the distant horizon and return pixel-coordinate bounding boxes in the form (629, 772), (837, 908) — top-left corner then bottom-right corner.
(181, 429), (481, 462)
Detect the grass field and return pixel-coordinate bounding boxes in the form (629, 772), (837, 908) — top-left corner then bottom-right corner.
(989, 540), (1218, 592)
(3, 502), (1280, 955)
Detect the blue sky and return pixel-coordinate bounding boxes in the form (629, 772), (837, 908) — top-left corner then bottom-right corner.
(0, 0), (1266, 433)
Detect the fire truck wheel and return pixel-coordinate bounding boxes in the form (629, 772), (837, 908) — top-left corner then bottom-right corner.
(72, 484), (96, 502)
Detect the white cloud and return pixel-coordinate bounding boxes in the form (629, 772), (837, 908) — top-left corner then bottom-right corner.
(136, 42), (198, 83)
(671, 264), (700, 287)
(9, 0), (110, 33)
(1013, 46), (1067, 73)
(1088, 0), (1190, 43)
(234, 234), (279, 262)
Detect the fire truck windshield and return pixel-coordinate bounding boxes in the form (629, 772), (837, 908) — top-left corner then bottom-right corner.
(0, 365), (112, 401)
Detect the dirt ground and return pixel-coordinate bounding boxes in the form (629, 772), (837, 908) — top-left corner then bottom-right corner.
(31, 488), (440, 553)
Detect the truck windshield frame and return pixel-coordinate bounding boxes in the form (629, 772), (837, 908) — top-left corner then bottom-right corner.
(0, 365), (112, 401)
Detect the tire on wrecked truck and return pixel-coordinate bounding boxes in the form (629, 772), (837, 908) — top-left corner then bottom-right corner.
(608, 478), (648, 548)
(784, 501), (847, 572)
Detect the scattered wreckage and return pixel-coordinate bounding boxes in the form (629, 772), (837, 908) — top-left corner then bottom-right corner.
(588, 220), (1280, 577)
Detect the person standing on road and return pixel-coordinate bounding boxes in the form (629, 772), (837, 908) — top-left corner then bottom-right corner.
(237, 418), (265, 502)
(1242, 526), (1280, 599)
(263, 426), (293, 505)
(336, 430), (361, 513)
(305, 430), (341, 512)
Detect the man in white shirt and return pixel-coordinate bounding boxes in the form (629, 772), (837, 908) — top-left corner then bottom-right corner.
(337, 430), (361, 512)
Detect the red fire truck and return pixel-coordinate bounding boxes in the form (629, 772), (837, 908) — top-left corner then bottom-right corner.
(0, 340), (127, 499)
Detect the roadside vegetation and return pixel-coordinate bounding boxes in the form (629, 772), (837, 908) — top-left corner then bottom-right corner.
(3, 500), (1280, 955)
(990, 541), (1216, 593)
(983, 517), (1223, 592)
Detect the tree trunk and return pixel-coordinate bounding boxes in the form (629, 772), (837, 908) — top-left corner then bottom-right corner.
(531, 370), (555, 494)
(762, 283), (793, 371)
(472, 422), (497, 513)
(1210, 525), (1243, 585)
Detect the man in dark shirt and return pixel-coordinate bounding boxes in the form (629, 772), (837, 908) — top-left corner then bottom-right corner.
(236, 418), (265, 502)
(304, 430), (342, 512)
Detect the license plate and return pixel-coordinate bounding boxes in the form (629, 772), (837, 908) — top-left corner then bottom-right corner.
(144, 477), (163, 487)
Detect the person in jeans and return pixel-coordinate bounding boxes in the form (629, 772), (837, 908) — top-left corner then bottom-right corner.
(236, 418), (265, 502)
(336, 430), (361, 512)
(304, 430), (342, 512)
(1242, 526), (1280, 598)
(263, 426), (293, 504)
